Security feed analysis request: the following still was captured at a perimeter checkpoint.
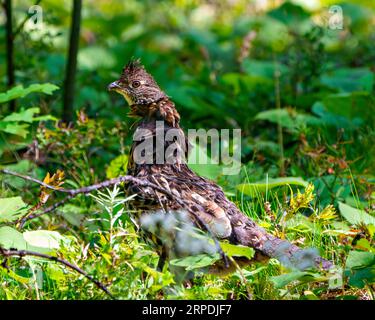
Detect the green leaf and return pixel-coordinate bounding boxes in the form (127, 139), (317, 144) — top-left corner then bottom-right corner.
(345, 251), (375, 288)
(0, 226), (28, 250)
(23, 230), (69, 250)
(267, 2), (310, 26)
(242, 59), (289, 79)
(255, 108), (322, 131)
(346, 267), (375, 289)
(0, 83), (59, 104)
(188, 141), (223, 180)
(0, 266), (31, 284)
(321, 68), (374, 93)
(0, 122), (30, 138)
(2, 108), (40, 123)
(0, 227), (64, 255)
(219, 241), (255, 260)
(316, 92), (375, 127)
(346, 251), (375, 270)
(0, 197), (28, 222)
(106, 154), (129, 179)
(1, 160), (43, 189)
(170, 253), (220, 270)
(237, 177), (308, 197)
(339, 202), (375, 227)
(270, 271), (310, 288)
(58, 204), (86, 227)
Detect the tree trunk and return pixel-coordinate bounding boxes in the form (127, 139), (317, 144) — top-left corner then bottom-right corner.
(62, 0), (82, 123)
(3, 0), (16, 111)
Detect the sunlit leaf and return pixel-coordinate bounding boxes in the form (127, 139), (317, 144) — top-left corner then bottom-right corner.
(170, 253), (220, 270)
(339, 202), (375, 227)
(0, 83), (59, 104)
(0, 197), (28, 222)
(23, 230), (69, 250)
(219, 241), (255, 260)
(270, 271), (310, 288)
(237, 177), (308, 197)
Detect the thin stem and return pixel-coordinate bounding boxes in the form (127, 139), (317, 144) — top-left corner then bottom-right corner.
(273, 54), (285, 176)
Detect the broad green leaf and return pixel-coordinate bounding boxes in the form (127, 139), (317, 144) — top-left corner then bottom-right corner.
(0, 227), (62, 255)
(317, 92), (375, 127)
(339, 202), (375, 227)
(23, 230), (69, 250)
(1, 160), (44, 189)
(242, 59), (289, 79)
(321, 68), (374, 93)
(237, 177), (308, 197)
(285, 214), (313, 232)
(0, 226), (28, 250)
(170, 253), (220, 270)
(346, 267), (375, 289)
(2, 108), (40, 123)
(0, 197), (28, 222)
(219, 241), (255, 260)
(58, 204), (86, 227)
(0, 83), (59, 104)
(270, 271), (310, 288)
(345, 251), (375, 270)
(0, 122), (30, 138)
(255, 108), (322, 131)
(345, 251), (375, 288)
(267, 2), (310, 26)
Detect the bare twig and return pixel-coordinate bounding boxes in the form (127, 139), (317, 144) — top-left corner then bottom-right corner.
(0, 247), (114, 299)
(18, 194), (75, 227)
(1, 168), (179, 197)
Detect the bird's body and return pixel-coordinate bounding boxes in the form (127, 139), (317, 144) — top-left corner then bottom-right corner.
(108, 60), (332, 272)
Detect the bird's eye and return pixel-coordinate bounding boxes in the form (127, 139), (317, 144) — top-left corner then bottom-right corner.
(131, 80), (141, 88)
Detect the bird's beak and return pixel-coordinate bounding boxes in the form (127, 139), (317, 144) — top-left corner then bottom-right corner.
(107, 81), (120, 91)
(107, 80), (134, 105)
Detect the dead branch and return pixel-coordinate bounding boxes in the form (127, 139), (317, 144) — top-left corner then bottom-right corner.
(0, 246), (114, 299)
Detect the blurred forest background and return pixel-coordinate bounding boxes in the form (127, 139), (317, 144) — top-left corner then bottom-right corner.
(0, 0), (374, 300)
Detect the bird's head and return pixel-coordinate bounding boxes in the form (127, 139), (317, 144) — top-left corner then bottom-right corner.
(108, 59), (167, 106)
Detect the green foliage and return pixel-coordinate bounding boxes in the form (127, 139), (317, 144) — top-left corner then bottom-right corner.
(345, 251), (375, 288)
(0, 0), (374, 300)
(237, 177), (308, 197)
(170, 254), (220, 271)
(106, 154), (129, 179)
(0, 84), (59, 104)
(339, 202), (375, 227)
(220, 242), (255, 260)
(0, 197), (28, 222)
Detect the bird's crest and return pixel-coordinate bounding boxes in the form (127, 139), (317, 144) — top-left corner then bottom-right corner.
(121, 58), (144, 79)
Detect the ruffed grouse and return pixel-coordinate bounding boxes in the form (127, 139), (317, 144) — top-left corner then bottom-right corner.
(108, 59), (332, 273)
